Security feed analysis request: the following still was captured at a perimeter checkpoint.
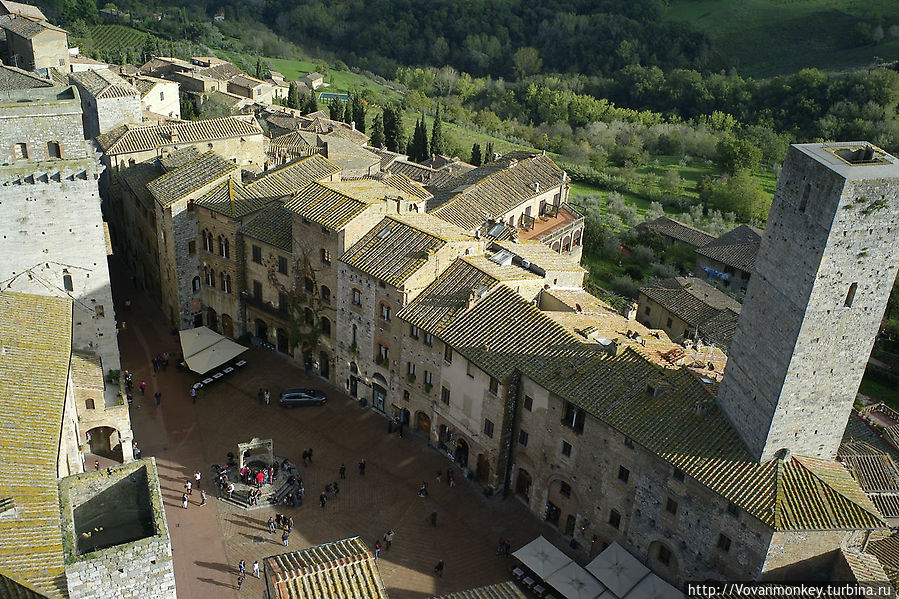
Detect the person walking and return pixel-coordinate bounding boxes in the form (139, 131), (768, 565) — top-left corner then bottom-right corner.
(154, 391), (162, 407)
(181, 493), (189, 509)
(429, 511), (437, 527)
(185, 480), (192, 495)
(199, 490), (207, 506)
(332, 482), (339, 498)
(281, 529), (290, 547)
(237, 574), (245, 590)
(436, 470), (442, 484)
(258, 388), (264, 404)
(434, 560), (445, 577)
(374, 541), (381, 561)
(94, 460), (100, 471)
(307, 448), (313, 464)
(190, 387), (197, 403)
(253, 560), (260, 578)
(319, 492), (326, 508)
(238, 560), (246, 575)
(268, 516), (276, 534)
(195, 470), (202, 488)
(384, 530), (394, 550)
(139, 381), (147, 395)
(339, 464), (346, 479)
(264, 389), (271, 405)
(227, 482), (235, 499)
(359, 459), (366, 476)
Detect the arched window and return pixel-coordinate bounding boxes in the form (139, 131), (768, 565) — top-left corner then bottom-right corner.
(218, 236), (225, 256)
(304, 277), (314, 293)
(304, 307), (314, 326)
(203, 266), (210, 286)
(224, 275), (231, 294)
(220, 271), (226, 291)
(85, 398), (95, 410)
(321, 316), (331, 336)
(202, 229), (213, 252)
(321, 285), (331, 304)
(62, 269), (73, 292)
(223, 238), (230, 259)
(47, 141), (61, 158)
(192, 276), (201, 292)
(209, 268), (216, 286)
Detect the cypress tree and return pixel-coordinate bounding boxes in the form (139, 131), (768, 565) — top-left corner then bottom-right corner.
(305, 92), (318, 113)
(370, 114), (385, 148)
(484, 142), (494, 163)
(383, 105), (403, 153)
(470, 143), (482, 166)
(430, 104), (444, 157)
(255, 58), (264, 79)
(416, 117), (431, 162)
(352, 93), (366, 132)
(287, 82), (300, 110)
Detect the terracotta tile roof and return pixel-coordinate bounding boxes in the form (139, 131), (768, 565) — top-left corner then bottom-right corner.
(696, 224), (763, 272)
(193, 179), (270, 218)
(867, 535), (899, 586)
(634, 216), (716, 247)
(0, 0), (47, 21)
(264, 537), (388, 599)
(0, 291), (72, 598)
(340, 214), (471, 287)
(229, 74), (266, 88)
(542, 288), (616, 314)
(283, 181), (368, 230)
(96, 116), (262, 156)
(0, 13), (65, 38)
(118, 161), (162, 209)
(639, 277), (741, 347)
(240, 204), (292, 252)
(70, 350), (103, 390)
(431, 581), (526, 599)
(269, 130), (321, 151)
(382, 173), (433, 202)
(367, 146), (404, 170)
(0, 64), (52, 91)
(429, 153), (565, 231)
(492, 240), (586, 274)
(387, 159), (454, 186)
(147, 151), (236, 207)
(839, 549), (892, 584)
(69, 68), (138, 99)
(841, 455), (899, 494)
(246, 155), (340, 198)
(158, 146), (200, 171)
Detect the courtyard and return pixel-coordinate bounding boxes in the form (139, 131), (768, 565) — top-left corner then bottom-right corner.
(112, 260), (549, 598)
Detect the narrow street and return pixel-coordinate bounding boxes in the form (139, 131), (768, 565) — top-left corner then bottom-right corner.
(110, 258), (547, 598)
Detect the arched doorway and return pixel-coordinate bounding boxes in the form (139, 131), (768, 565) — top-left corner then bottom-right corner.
(319, 351), (330, 379)
(547, 478), (580, 537)
(372, 384), (386, 412)
(416, 411), (431, 434)
(86, 426), (123, 462)
(222, 314), (234, 338)
(455, 438), (469, 467)
(349, 362), (359, 397)
(476, 453), (490, 483)
(255, 319), (268, 340)
(277, 328), (289, 354)
(207, 307), (218, 331)
(401, 408), (410, 425)
(515, 468), (532, 500)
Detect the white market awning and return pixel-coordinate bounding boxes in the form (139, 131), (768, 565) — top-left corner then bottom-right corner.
(512, 536), (573, 580)
(585, 542), (650, 598)
(179, 327), (247, 375)
(623, 573), (682, 599)
(544, 561), (607, 599)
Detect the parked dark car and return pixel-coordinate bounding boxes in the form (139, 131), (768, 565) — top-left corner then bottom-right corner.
(279, 388), (327, 407)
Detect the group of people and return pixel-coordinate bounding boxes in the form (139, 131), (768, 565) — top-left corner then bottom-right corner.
(235, 559), (260, 590)
(240, 462), (279, 488)
(256, 388), (272, 405)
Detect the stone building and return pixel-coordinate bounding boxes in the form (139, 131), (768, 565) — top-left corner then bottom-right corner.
(0, 0), (47, 20)
(0, 76), (133, 461)
(69, 68), (142, 138)
(637, 276), (741, 349)
(336, 213), (482, 413)
(694, 224), (762, 292)
(0, 13), (68, 72)
(718, 143), (899, 463)
(124, 73), (181, 120)
(227, 73), (273, 104)
(633, 215), (716, 249)
(0, 292), (170, 598)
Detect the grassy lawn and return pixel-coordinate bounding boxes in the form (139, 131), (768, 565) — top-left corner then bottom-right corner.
(399, 112), (539, 161)
(860, 375), (899, 411)
(665, 0), (899, 76)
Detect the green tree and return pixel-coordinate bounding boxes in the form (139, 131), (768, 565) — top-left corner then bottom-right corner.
(702, 171), (771, 223)
(351, 93), (366, 133)
(717, 137), (762, 174)
(470, 143), (482, 166)
(255, 58), (264, 80)
(306, 92), (318, 113)
(287, 82), (300, 110)
(430, 104), (444, 157)
(382, 105), (404, 153)
(512, 46), (543, 79)
(484, 142), (494, 163)
(370, 114), (385, 148)
(410, 116), (429, 162)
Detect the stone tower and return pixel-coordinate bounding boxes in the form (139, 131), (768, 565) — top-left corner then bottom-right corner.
(718, 142), (899, 462)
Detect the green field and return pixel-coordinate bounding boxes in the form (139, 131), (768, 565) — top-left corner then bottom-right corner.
(666, 0), (899, 76)
(399, 112), (539, 161)
(88, 25), (150, 51)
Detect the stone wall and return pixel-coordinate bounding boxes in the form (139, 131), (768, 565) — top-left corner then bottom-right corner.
(717, 143), (899, 461)
(140, 80), (181, 119)
(0, 87), (85, 163)
(104, 133), (266, 172)
(78, 94), (142, 139)
(197, 208), (241, 336)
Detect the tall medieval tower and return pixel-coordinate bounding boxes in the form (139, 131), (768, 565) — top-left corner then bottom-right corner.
(718, 142), (899, 462)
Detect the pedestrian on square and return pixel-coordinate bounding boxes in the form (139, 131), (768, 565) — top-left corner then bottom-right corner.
(384, 530), (394, 550)
(190, 387), (197, 403)
(139, 381), (147, 395)
(195, 470), (202, 487)
(227, 482), (235, 499)
(429, 511), (437, 527)
(436, 470), (442, 484)
(238, 560), (246, 575)
(434, 561), (445, 577)
(307, 448), (313, 464)
(359, 459), (366, 476)
(325, 484), (331, 500)
(199, 490), (207, 506)
(258, 388), (264, 404)
(237, 574), (245, 590)
(287, 516), (293, 533)
(446, 468), (452, 485)
(253, 560), (260, 578)
(449, 472), (455, 487)
(265, 389), (271, 405)
(503, 540), (511, 556)
(181, 493), (188, 509)
(282, 529), (289, 546)
(152, 356), (159, 372)
(374, 541), (381, 560)
(154, 391), (161, 406)
(319, 492), (326, 508)
(185, 480), (192, 495)
(94, 460), (100, 470)
(339, 463), (346, 479)
(302, 450), (308, 466)
(332, 482), (339, 498)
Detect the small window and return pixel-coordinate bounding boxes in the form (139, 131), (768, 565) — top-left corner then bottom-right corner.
(444, 344), (453, 363)
(188, 240), (196, 254)
(403, 389), (410, 401)
(466, 360), (474, 378)
(562, 402), (585, 434)
(253, 280), (262, 301)
(352, 288), (362, 306)
(223, 275), (231, 294)
(304, 308), (314, 326)
(727, 502), (740, 518)
(524, 395), (533, 411)
(410, 325), (420, 339)
(95, 305), (104, 317)
(717, 534), (731, 553)
(424, 370), (433, 385)
(559, 482), (571, 498)
(279, 292), (288, 312)
(845, 282), (858, 308)
(321, 317), (331, 336)
(657, 545), (671, 566)
(518, 430), (529, 446)
(624, 436), (634, 449)
(377, 344), (389, 362)
(63, 271), (73, 292)
(424, 332), (434, 347)
(672, 468), (685, 482)
(489, 377), (499, 396)
(484, 419), (494, 438)
(407, 362), (416, 376)
(252, 244), (262, 263)
(13, 142), (27, 160)
(321, 285), (331, 303)
(441, 386), (450, 405)
(47, 141), (61, 158)
(799, 183), (811, 212)
(665, 497), (678, 515)
(85, 398), (95, 410)
(561, 441), (572, 457)
(380, 303), (391, 321)
(608, 509), (621, 529)
(644, 305), (650, 315)
(192, 276), (201, 292)
(618, 466), (629, 483)
(321, 248), (331, 264)
(278, 255), (288, 275)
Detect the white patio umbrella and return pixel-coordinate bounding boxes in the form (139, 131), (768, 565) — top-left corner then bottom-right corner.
(623, 573), (683, 599)
(544, 561), (607, 599)
(179, 326), (247, 375)
(585, 542), (651, 598)
(511, 536), (573, 579)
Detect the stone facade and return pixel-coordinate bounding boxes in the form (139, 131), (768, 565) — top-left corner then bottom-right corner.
(197, 207), (243, 336)
(2, 17), (69, 72)
(59, 459), (176, 599)
(0, 84), (83, 162)
(77, 86), (142, 138)
(718, 143), (899, 462)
